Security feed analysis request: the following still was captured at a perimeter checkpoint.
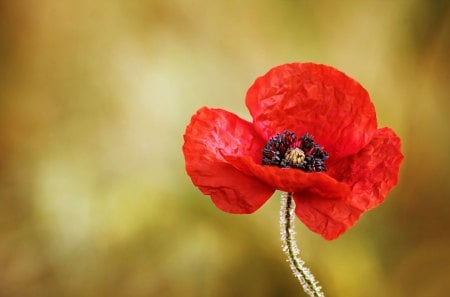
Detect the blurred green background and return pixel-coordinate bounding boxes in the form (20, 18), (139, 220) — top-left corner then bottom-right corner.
(1, 1), (449, 296)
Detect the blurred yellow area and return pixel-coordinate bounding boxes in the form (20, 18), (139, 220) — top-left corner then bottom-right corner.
(1, 1), (449, 296)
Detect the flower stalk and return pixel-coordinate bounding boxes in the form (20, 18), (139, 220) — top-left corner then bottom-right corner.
(280, 192), (324, 297)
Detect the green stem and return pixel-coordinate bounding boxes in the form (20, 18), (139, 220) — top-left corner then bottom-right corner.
(280, 192), (324, 297)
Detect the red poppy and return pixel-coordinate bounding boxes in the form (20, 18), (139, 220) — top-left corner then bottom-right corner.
(183, 62), (403, 240)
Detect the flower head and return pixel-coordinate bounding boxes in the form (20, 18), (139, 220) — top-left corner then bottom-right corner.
(183, 62), (403, 240)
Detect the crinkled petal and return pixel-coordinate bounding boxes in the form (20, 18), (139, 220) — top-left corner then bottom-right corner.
(223, 154), (360, 240)
(223, 155), (350, 196)
(293, 128), (403, 240)
(246, 62), (377, 159)
(327, 127), (404, 211)
(183, 107), (274, 213)
(293, 192), (363, 240)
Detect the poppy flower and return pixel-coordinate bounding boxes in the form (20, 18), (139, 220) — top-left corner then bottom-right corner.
(183, 62), (403, 240)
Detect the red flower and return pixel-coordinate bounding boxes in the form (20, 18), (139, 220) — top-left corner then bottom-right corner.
(183, 63), (403, 240)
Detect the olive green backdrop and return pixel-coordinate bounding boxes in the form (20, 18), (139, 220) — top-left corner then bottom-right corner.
(1, 1), (449, 296)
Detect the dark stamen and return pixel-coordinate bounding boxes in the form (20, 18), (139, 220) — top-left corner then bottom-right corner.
(262, 130), (328, 172)
(300, 133), (315, 152)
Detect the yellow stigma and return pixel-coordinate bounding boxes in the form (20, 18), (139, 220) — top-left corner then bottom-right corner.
(284, 147), (305, 165)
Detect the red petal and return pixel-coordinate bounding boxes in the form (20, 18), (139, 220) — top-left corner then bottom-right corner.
(223, 154), (358, 239)
(246, 63), (377, 159)
(328, 127), (404, 211)
(293, 128), (403, 240)
(294, 192), (362, 240)
(183, 107), (274, 213)
(223, 155), (350, 196)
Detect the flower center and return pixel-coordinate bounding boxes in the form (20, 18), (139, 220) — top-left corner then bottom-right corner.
(262, 130), (328, 172)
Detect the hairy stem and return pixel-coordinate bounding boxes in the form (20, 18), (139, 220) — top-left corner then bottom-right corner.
(280, 192), (324, 297)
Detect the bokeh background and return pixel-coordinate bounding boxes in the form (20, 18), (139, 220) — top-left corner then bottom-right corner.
(1, 1), (449, 296)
